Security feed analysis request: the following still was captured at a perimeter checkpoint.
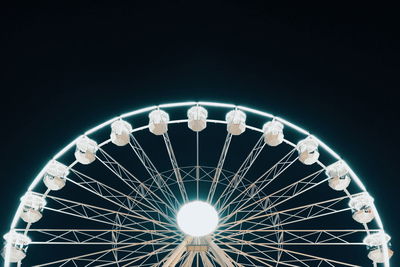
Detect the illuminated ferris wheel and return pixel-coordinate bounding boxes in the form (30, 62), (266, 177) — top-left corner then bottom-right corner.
(2, 101), (393, 266)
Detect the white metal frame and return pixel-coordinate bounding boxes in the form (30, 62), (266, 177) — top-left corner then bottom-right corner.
(3, 101), (391, 266)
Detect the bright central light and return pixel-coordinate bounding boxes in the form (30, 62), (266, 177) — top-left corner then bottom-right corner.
(177, 201), (219, 237)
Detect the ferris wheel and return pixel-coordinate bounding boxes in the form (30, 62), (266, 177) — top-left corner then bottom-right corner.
(2, 101), (394, 266)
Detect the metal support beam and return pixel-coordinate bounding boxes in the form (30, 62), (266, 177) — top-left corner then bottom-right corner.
(163, 133), (188, 203)
(182, 252), (195, 267)
(205, 236), (235, 267)
(129, 134), (180, 210)
(200, 252), (213, 267)
(207, 133), (232, 203)
(163, 236), (193, 267)
(216, 136), (266, 209)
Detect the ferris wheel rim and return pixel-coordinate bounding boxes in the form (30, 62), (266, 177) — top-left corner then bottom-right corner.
(4, 100), (391, 266)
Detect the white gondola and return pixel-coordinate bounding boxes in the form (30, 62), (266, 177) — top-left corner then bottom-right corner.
(43, 160), (69, 191)
(110, 120), (132, 146)
(297, 136), (320, 165)
(74, 136), (98, 165)
(226, 110), (246, 135)
(2, 231), (30, 263)
(19, 192), (46, 223)
(364, 233), (393, 263)
(149, 110), (169, 135)
(2, 101), (394, 266)
(349, 193), (375, 224)
(187, 106), (208, 132)
(262, 120), (284, 146)
(325, 161), (351, 191)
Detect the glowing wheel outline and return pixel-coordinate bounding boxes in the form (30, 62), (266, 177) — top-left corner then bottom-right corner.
(3, 101), (392, 266)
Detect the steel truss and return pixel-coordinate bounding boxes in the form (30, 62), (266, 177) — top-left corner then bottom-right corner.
(4, 102), (391, 267)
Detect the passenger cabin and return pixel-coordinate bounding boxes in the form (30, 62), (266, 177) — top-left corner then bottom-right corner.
(187, 106), (208, 132)
(226, 110), (246, 135)
(110, 120), (132, 146)
(262, 120), (284, 146)
(149, 109), (169, 135)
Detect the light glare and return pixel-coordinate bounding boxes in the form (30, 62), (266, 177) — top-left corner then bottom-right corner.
(177, 201), (218, 237)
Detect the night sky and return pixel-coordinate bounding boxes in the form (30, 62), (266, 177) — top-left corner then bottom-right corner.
(1, 2), (399, 266)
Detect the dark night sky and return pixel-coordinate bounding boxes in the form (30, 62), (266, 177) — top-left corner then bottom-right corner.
(1, 2), (399, 265)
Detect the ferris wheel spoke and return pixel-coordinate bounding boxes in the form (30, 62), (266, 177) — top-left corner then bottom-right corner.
(95, 147), (178, 215)
(221, 235), (361, 267)
(46, 190), (171, 228)
(32, 235), (174, 267)
(207, 133), (233, 203)
(220, 245), (274, 267)
(277, 230), (360, 246)
(277, 250), (319, 267)
(119, 246), (175, 267)
(224, 245), (297, 267)
(205, 251), (220, 266)
(217, 230), (283, 247)
(89, 247), (176, 266)
(107, 242), (174, 267)
(161, 236), (193, 267)
(203, 165), (231, 185)
(217, 229), (374, 246)
(162, 132), (189, 203)
(181, 251), (196, 267)
(220, 168), (327, 225)
(221, 205), (352, 240)
(177, 167), (200, 184)
(219, 148), (297, 219)
(68, 169), (176, 225)
(215, 135), (266, 209)
(267, 170), (326, 208)
(219, 242), (282, 266)
(199, 251), (213, 267)
(69, 169), (138, 209)
(265, 241), (362, 267)
(42, 194), (174, 231)
(43, 200), (147, 231)
(196, 131), (200, 200)
(128, 134), (182, 207)
(14, 229), (180, 245)
(101, 240), (177, 267)
(205, 236), (239, 267)
(270, 198), (354, 230)
(219, 194), (355, 231)
(99, 243), (175, 267)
